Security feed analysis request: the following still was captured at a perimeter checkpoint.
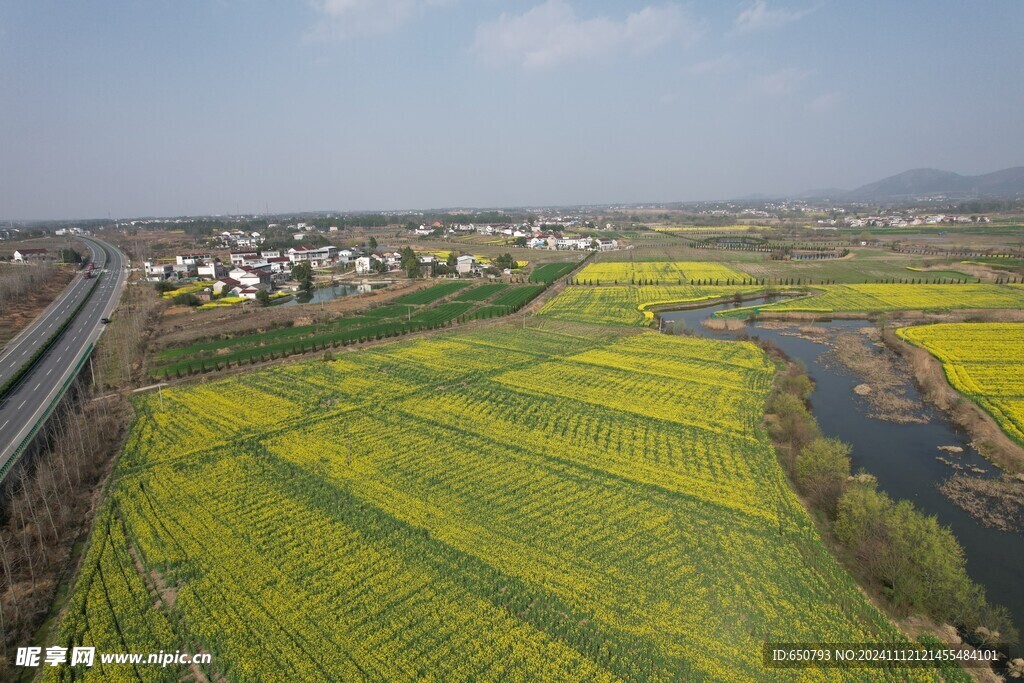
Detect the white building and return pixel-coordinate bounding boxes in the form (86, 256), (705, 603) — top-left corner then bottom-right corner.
(456, 255), (476, 275)
(355, 256), (374, 274)
(13, 248), (49, 263)
(230, 251), (259, 266)
(143, 260), (174, 281)
(176, 253), (211, 267)
(197, 262), (228, 280)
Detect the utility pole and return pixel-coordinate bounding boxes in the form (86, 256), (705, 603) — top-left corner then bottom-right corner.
(158, 383), (164, 412)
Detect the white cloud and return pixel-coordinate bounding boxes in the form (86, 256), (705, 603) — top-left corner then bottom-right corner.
(733, 0), (815, 34)
(686, 53), (741, 76)
(811, 91), (842, 112)
(473, 1), (703, 69)
(750, 67), (810, 96)
(308, 0), (453, 40)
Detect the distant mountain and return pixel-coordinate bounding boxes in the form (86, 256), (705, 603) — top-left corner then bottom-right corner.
(794, 187), (848, 200)
(845, 167), (1024, 200)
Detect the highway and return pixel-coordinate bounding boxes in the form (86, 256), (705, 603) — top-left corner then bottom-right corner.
(0, 239), (105, 389)
(0, 237), (127, 480)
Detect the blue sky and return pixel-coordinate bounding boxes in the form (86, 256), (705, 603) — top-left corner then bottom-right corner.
(1, 1), (1021, 219)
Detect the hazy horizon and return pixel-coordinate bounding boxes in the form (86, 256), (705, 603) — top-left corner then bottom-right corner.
(1, 1), (1022, 220)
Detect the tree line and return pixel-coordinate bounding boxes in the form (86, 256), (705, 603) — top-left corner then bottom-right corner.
(764, 357), (1017, 649)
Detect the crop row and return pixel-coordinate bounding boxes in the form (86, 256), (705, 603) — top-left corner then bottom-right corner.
(152, 284), (551, 378)
(718, 284), (1024, 317)
(898, 322), (1024, 445)
(50, 325), (924, 681)
(575, 261), (748, 285)
(392, 281), (472, 305)
(453, 283), (509, 301)
(528, 262), (578, 284)
(537, 285), (765, 326)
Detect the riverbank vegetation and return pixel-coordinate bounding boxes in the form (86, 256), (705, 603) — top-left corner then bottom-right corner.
(764, 357), (1018, 650)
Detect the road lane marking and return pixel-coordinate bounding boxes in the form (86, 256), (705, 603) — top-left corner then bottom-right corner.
(46, 368), (53, 376)
(18, 401), (26, 410)
(34, 383), (40, 391)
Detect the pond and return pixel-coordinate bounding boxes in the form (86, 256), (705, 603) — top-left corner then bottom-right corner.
(659, 299), (1024, 654)
(277, 282), (386, 307)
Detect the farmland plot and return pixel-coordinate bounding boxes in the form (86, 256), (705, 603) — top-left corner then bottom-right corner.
(899, 322), (1024, 445)
(46, 325), (924, 681)
(576, 261), (749, 284)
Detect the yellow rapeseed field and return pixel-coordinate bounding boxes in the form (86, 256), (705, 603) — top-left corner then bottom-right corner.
(537, 284), (764, 326)
(719, 284), (1024, 317)
(46, 325), (923, 681)
(899, 322), (1024, 445)
(576, 260), (749, 284)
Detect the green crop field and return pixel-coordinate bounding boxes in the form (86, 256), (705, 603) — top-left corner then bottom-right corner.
(47, 325), (922, 682)
(528, 261), (578, 284)
(149, 281), (547, 377)
(489, 285), (545, 308)
(453, 283), (509, 301)
(393, 281), (472, 305)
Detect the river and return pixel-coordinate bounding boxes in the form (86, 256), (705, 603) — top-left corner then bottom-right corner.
(659, 299), (1024, 653)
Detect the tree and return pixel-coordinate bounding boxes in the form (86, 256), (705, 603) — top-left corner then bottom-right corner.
(255, 289), (271, 307)
(153, 280), (176, 293)
(59, 247), (82, 264)
(765, 392), (820, 472)
(400, 247), (421, 278)
(292, 261), (314, 294)
(368, 236), (378, 250)
(172, 292), (200, 307)
(446, 251), (457, 269)
(494, 253), (518, 271)
(833, 483), (1012, 634)
(794, 438), (851, 514)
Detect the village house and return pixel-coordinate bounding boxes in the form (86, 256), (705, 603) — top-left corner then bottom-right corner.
(143, 260), (174, 281)
(13, 248), (49, 263)
(176, 253), (211, 267)
(213, 278), (240, 295)
(230, 251), (260, 266)
(197, 260), (229, 280)
(456, 255), (476, 275)
(417, 255), (437, 275)
(238, 285), (269, 300)
(354, 256), (375, 274)
(265, 256), (292, 274)
(288, 246), (338, 268)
